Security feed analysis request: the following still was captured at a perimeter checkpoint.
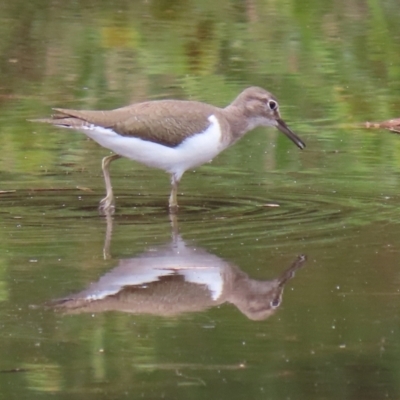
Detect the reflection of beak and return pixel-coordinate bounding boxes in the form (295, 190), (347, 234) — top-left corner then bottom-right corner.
(276, 119), (306, 150)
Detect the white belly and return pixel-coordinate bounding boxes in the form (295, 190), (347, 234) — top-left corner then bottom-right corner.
(77, 115), (225, 180)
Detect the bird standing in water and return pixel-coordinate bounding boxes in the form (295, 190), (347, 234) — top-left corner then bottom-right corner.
(32, 87), (305, 213)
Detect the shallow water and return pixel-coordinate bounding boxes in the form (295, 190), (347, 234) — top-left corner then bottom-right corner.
(2, 0), (400, 399)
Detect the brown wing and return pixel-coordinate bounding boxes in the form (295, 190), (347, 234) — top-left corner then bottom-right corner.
(50, 100), (218, 148)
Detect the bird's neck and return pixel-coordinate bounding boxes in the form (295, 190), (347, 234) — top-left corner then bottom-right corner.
(222, 104), (252, 142)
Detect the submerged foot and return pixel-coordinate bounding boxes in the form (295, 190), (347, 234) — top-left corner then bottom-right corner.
(99, 196), (115, 215)
(169, 204), (179, 214)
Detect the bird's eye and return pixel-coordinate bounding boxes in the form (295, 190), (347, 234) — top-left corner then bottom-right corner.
(268, 100), (278, 110)
(271, 297), (281, 308)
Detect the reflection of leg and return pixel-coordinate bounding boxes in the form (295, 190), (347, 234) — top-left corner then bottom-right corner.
(99, 154), (121, 213)
(103, 212), (113, 260)
(168, 173), (180, 213)
(169, 213), (179, 241)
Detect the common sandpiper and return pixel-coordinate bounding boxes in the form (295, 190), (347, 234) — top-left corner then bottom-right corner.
(32, 87), (306, 213)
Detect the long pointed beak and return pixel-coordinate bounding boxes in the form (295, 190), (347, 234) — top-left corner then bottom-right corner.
(276, 119), (306, 150)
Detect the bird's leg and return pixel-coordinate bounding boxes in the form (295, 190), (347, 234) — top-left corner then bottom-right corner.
(169, 174), (180, 213)
(99, 154), (121, 213)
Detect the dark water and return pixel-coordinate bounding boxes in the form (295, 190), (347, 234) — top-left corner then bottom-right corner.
(2, 1), (400, 398)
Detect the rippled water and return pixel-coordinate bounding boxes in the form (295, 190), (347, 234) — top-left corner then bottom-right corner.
(2, 164), (400, 398)
(2, 0), (400, 399)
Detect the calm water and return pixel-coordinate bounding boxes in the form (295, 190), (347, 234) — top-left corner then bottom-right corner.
(2, 0), (400, 398)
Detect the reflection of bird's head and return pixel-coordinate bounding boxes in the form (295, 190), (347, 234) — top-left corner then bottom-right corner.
(232, 283), (284, 321)
(229, 254), (307, 321)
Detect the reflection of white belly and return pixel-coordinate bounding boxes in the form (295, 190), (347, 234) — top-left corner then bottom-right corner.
(78, 115), (224, 178)
(82, 263), (224, 302)
(181, 268), (223, 300)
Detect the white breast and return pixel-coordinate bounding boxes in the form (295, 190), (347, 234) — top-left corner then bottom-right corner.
(76, 114), (225, 180)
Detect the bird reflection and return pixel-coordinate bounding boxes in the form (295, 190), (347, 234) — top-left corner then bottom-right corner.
(53, 215), (306, 320)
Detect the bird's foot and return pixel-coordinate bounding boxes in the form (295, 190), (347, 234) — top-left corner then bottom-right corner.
(99, 196), (115, 215)
(168, 204), (179, 214)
